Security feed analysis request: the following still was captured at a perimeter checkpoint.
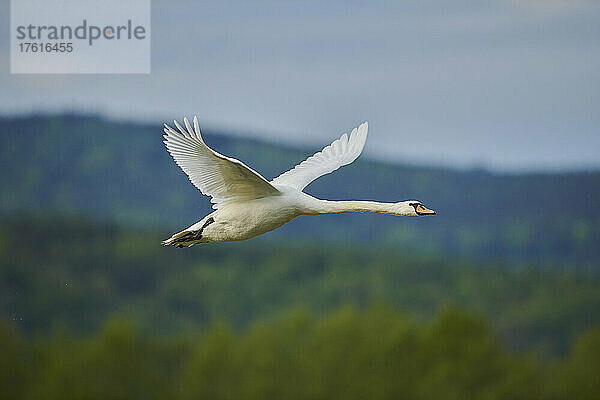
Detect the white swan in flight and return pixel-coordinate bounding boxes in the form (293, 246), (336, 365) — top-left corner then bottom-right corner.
(162, 117), (435, 247)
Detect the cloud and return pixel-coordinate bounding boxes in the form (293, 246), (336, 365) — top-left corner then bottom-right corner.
(502, 0), (597, 15)
(1, 0), (599, 170)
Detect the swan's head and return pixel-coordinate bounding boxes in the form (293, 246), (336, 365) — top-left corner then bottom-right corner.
(395, 200), (436, 217)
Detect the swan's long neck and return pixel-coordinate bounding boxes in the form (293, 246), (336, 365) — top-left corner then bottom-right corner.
(306, 199), (405, 216)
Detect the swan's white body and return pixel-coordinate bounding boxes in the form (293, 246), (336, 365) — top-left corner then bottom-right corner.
(163, 117), (435, 246)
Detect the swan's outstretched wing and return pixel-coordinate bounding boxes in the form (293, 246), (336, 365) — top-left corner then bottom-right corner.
(271, 122), (368, 191)
(164, 116), (280, 208)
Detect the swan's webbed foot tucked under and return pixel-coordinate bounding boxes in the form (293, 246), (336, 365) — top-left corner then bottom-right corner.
(162, 217), (215, 247)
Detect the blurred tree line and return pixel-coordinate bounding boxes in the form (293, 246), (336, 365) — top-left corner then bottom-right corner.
(1, 306), (599, 400)
(1, 114), (599, 268)
(1, 115), (599, 399)
(1, 215), (599, 356)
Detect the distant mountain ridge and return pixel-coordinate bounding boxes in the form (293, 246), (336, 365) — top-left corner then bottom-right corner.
(1, 114), (598, 268)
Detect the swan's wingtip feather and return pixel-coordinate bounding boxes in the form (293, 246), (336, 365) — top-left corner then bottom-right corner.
(192, 115), (203, 141)
(184, 117), (194, 135)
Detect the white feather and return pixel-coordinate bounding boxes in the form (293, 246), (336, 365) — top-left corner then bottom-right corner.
(161, 119), (434, 246)
(271, 122), (368, 190)
(163, 116), (280, 208)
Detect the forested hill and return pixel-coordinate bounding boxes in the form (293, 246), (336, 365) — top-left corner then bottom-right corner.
(1, 114), (599, 268)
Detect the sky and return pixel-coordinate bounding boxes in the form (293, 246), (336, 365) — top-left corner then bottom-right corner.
(1, 0), (599, 171)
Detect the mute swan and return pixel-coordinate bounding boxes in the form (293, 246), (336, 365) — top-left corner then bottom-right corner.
(163, 117), (435, 247)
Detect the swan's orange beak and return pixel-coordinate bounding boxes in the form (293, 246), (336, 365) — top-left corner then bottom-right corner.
(416, 204), (436, 216)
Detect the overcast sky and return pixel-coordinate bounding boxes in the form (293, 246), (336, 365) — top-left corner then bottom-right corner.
(1, 0), (599, 171)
